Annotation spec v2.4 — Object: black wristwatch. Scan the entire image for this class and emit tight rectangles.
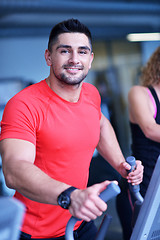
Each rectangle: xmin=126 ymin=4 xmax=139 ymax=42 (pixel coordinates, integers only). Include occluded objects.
xmin=57 ymin=186 xmax=77 ymax=209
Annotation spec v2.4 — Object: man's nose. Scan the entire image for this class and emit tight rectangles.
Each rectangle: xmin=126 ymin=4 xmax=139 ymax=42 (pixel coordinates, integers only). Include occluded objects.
xmin=68 ymin=51 xmax=80 ymax=64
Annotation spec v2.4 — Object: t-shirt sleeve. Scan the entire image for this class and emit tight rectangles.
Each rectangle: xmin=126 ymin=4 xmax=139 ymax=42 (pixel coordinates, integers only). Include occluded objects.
xmin=0 ymin=97 xmax=36 ymax=145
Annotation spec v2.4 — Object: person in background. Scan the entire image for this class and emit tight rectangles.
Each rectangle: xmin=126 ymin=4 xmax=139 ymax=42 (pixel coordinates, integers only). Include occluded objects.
xmin=0 ymin=19 xmax=143 ymax=240
xmin=117 ymin=46 xmax=160 ymax=240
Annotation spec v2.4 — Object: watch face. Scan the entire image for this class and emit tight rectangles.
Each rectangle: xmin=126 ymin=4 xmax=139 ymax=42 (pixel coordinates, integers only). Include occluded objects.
xmin=58 ymin=194 xmax=71 ymax=209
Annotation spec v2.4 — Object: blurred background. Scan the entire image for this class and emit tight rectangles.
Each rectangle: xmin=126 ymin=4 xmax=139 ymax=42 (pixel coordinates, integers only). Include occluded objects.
xmin=0 ymin=0 xmax=160 ymax=239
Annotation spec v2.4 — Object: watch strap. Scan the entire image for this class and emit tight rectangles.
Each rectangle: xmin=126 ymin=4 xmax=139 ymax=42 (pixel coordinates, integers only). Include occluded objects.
xmin=62 ymin=186 xmax=77 ymax=195
xmin=57 ymin=186 xmax=77 ymax=209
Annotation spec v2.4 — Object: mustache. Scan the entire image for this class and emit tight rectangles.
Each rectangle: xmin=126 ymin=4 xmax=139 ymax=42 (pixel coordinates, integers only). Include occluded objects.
xmin=63 ymin=64 xmax=84 ymax=70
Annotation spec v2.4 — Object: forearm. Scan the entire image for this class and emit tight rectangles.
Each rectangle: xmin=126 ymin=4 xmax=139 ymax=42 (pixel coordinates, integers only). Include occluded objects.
xmin=3 ymin=159 xmax=70 ymax=205
xmin=97 ymin=114 xmax=144 ymax=184
xmin=2 ymin=155 xmax=111 ymax=222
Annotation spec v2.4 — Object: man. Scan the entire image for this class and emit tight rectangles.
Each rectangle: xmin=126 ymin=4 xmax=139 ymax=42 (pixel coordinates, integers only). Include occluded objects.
xmin=0 ymin=19 xmax=143 ymax=240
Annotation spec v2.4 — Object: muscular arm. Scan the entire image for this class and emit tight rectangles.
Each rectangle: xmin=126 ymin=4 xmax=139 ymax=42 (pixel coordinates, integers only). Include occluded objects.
xmin=128 ymin=86 xmax=160 ymax=142
xmin=0 ymin=138 xmax=110 ymax=221
xmin=97 ymin=114 xmax=143 ymax=184
xmin=0 ymin=138 xmax=70 ymax=204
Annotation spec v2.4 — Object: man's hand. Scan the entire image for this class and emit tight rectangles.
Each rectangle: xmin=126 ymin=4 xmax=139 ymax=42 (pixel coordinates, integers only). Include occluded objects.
xmin=120 ymin=160 xmax=144 ymax=185
xmin=69 ymin=180 xmax=117 ymax=222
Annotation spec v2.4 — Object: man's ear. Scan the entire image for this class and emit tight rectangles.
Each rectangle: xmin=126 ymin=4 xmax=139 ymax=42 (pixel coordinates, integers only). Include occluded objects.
xmin=45 ymin=49 xmax=52 ymax=66
xmin=89 ymin=52 xmax=94 ymax=70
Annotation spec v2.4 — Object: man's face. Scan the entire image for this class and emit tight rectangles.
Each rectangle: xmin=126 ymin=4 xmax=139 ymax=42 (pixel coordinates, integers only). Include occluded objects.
xmin=48 ymin=33 xmax=94 ymax=86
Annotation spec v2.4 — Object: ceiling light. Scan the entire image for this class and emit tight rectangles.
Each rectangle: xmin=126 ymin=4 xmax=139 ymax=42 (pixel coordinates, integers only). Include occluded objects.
xmin=126 ymin=32 xmax=160 ymax=42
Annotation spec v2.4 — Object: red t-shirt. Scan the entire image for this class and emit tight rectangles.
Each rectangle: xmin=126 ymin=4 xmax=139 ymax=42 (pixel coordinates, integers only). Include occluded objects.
xmin=0 ymin=80 xmax=101 ymax=238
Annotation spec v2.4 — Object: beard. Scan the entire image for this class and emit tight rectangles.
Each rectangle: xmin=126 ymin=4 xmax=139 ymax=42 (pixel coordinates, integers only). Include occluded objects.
xmin=57 ymin=73 xmax=87 ymax=86
xmin=52 ymin=65 xmax=88 ymax=86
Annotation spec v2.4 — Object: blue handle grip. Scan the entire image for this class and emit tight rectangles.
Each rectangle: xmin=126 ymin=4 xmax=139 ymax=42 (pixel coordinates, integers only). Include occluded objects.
xmin=99 ymin=182 xmax=121 ymax=201
xmin=126 ymin=156 xmax=143 ymax=204
xmin=126 ymin=156 xmax=140 ymax=193
xmin=65 ymin=182 xmax=121 ymax=240
xmin=126 ymin=156 xmax=137 ymax=172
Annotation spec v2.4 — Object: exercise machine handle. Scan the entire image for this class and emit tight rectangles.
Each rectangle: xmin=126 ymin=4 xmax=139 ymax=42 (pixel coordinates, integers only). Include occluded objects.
xmin=126 ymin=156 xmax=143 ymax=203
xmin=65 ymin=182 xmax=121 ymax=240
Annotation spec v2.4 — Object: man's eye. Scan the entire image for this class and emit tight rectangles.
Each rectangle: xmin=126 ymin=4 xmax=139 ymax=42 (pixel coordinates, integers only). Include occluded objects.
xmin=79 ymin=51 xmax=87 ymax=55
xmin=61 ymin=50 xmax=69 ymax=54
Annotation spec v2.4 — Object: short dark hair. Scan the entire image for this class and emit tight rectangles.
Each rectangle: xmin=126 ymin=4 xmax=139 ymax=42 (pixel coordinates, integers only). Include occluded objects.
xmin=48 ymin=18 xmax=92 ymax=52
